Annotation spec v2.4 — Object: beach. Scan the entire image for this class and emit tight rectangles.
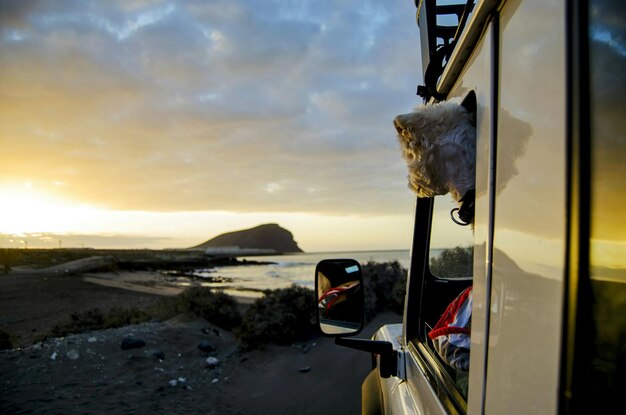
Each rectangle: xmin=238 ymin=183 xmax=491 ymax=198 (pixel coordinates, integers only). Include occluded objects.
xmin=0 ymin=262 xmax=402 ymax=414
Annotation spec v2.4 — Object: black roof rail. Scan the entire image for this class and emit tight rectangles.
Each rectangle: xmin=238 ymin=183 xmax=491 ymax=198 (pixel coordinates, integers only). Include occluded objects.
xmin=415 ymin=0 xmax=475 ymax=102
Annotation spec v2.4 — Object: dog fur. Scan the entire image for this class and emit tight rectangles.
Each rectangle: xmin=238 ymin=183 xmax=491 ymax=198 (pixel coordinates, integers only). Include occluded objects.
xmin=394 ymin=101 xmax=476 ymax=202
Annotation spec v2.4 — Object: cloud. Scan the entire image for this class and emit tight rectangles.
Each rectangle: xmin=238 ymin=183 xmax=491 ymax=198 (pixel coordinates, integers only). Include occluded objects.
xmin=0 ymin=0 xmax=421 ymax=215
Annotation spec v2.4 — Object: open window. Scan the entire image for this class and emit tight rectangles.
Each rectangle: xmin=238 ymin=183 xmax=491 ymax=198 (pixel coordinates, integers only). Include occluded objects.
xmin=405 ymin=91 xmax=476 ymax=411
xmin=423 ymin=193 xmax=474 ymax=393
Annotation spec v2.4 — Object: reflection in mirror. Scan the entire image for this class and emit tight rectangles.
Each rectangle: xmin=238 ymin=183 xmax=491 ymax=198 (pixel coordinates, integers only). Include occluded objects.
xmin=315 ymin=259 xmax=364 ymax=336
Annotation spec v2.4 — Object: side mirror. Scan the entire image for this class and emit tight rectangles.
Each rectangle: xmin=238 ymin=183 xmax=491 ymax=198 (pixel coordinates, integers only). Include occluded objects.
xmin=315 ymin=259 xmax=364 ymax=336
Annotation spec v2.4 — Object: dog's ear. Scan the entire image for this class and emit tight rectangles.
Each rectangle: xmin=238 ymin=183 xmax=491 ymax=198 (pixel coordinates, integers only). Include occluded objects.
xmin=460 ymin=91 xmax=477 ymax=127
xmin=394 ymin=114 xmax=415 ymax=138
xmin=393 ymin=115 xmax=406 ymax=134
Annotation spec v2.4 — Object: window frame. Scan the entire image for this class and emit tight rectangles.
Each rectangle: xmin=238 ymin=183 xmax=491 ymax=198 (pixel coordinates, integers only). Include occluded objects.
xmin=405 ymin=195 xmax=473 ymax=413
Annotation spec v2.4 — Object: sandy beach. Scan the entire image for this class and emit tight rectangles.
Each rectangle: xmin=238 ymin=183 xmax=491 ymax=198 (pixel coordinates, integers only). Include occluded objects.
xmin=0 ymin=263 xmax=402 ymax=414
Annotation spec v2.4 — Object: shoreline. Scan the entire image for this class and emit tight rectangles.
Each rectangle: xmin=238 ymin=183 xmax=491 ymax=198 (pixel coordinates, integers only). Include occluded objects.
xmin=82 ymin=271 xmax=259 ymax=304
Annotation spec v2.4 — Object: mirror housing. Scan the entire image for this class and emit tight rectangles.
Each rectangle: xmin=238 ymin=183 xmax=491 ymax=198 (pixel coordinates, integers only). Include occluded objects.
xmin=315 ymin=259 xmax=399 ymax=378
xmin=315 ymin=259 xmax=364 ymax=336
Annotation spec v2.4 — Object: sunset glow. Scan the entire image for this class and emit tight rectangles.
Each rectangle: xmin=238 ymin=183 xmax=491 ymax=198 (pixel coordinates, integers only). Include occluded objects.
xmin=0 ymin=0 xmax=421 ymax=251
xmin=0 ymin=185 xmax=102 ymax=235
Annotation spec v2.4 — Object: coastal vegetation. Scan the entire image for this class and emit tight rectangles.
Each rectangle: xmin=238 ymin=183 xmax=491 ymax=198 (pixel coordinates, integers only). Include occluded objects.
xmin=362 ymin=260 xmax=408 ymax=320
xmin=236 ymin=285 xmax=316 ymax=348
xmin=430 ymin=246 xmax=473 ymax=278
xmin=40 ymin=260 xmax=408 ymax=350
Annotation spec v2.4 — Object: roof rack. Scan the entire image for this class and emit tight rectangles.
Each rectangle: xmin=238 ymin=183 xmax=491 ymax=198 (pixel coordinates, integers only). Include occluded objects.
xmin=415 ymin=0 xmax=475 ymax=102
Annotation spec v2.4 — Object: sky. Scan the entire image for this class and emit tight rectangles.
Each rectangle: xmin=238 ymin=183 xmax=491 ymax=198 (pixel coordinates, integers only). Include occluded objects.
xmin=0 ymin=0 xmax=423 ymax=252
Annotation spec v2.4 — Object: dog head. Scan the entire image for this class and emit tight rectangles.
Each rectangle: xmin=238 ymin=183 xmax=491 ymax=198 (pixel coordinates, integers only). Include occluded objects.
xmin=393 ymin=100 xmax=476 ymax=202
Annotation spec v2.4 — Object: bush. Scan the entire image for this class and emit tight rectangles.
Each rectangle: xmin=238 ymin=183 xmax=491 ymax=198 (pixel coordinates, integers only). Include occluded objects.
xmin=236 ymin=285 xmax=316 ymax=348
xmin=177 ymin=287 xmax=241 ymax=330
xmin=50 ymin=307 xmax=150 ymax=338
xmin=430 ymin=247 xmax=473 ymax=278
xmin=45 ymin=287 xmax=242 ymax=340
xmin=362 ymin=260 xmax=408 ymax=321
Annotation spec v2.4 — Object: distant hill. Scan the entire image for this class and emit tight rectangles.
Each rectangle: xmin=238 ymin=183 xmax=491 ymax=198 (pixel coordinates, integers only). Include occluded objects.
xmin=191 ymin=223 xmax=303 ymax=253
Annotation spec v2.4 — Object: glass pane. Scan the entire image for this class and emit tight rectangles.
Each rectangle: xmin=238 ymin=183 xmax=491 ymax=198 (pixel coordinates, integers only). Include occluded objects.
xmin=587 ymin=0 xmax=626 ymax=409
xmin=429 ymin=194 xmax=474 ymax=279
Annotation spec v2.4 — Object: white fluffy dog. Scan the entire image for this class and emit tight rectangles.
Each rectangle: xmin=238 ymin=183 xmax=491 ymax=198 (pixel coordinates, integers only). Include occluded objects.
xmin=393 ymin=101 xmax=476 ymax=202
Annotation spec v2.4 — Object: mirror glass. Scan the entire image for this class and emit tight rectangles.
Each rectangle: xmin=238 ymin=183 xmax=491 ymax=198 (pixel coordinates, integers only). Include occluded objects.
xmin=315 ymin=259 xmax=364 ymax=336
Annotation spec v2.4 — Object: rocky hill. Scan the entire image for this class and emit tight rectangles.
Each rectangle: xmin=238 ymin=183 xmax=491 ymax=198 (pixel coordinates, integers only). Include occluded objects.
xmin=191 ymin=223 xmax=303 ymax=253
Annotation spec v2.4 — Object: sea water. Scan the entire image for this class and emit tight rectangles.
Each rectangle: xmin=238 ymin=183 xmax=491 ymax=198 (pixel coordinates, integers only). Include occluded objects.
xmin=185 ymin=250 xmax=411 ymax=298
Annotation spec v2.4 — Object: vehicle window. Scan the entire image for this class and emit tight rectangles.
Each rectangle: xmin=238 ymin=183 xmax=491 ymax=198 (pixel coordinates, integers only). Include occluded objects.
xmin=423 ymin=194 xmax=474 ymax=399
xmin=429 ymin=194 xmax=474 ymax=279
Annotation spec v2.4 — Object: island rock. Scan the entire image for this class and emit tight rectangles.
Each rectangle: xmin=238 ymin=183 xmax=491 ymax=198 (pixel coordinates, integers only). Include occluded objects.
xmin=191 ymin=223 xmax=303 ymax=254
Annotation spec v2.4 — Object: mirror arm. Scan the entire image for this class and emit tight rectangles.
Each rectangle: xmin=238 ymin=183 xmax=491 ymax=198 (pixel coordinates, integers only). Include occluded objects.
xmin=335 ymin=337 xmax=397 ymax=378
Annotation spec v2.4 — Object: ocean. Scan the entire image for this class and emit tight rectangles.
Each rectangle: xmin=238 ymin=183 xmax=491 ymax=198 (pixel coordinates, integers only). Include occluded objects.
xmin=178 ymin=250 xmax=411 ymax=298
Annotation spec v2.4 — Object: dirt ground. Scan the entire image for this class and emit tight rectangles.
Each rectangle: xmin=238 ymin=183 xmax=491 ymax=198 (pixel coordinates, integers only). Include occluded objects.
xmin=0 ymin=271 xmax=165 ymax=347
xmin=0 ymin=269 xmax=401 ymax=414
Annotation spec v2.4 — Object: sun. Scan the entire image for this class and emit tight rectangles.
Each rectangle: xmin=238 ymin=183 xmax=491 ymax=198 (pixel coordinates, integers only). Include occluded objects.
xmin=0 ymin=185 xmax=99 ymax=235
